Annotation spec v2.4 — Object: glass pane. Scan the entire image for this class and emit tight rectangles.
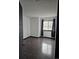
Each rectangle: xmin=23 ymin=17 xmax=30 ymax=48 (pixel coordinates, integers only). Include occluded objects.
xmin=43 ymin=21 xmax=49 ymax=30
xmin=48 ymin=21 xmax=53 ymax=30
xmin=43 ymin=21 xmax=48 ymax=27
xmin=43 ymin=21 xmax=53 ymax=30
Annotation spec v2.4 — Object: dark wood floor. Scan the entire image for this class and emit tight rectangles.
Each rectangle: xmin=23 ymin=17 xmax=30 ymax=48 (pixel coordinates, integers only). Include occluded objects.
xmin=22 ymin=37 xmax=56 ymax=59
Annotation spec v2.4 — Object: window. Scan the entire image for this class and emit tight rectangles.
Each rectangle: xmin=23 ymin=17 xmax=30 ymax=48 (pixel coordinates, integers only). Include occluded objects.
xmin=43 ymin=21 xmax=53 ymax=30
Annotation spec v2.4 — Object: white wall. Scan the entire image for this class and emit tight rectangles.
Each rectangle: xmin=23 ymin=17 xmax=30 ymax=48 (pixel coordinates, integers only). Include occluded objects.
xmin=23 ymin=16 xmax=30 ymax=38
xmin=30 ymin=17 xmax=39 ymax=37
xmin=38 ymin=17 xmax=41 ymax=37
xmin=23 ymin=17 xmax=40 ymax=38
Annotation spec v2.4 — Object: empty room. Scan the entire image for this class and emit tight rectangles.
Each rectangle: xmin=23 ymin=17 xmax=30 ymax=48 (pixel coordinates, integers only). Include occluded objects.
xmin=19 ymin=0 xmax=59 ymax=59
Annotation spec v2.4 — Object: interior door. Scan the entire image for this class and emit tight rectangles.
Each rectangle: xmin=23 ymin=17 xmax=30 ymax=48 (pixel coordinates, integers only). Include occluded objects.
xmin=19 ymin=2 xmax=23 ymax=59
xmin=55 ymin=0 xmax=59 ymax=58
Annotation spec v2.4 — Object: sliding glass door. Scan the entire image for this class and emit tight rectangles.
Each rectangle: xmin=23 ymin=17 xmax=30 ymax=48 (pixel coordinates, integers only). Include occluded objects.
xmin=43 ymin=20 xmax=53 ymax=38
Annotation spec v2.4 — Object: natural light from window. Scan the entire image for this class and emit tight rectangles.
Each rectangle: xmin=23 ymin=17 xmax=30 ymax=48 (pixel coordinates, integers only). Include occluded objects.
xmin=43 ymin=21 xmax=53 ymax=30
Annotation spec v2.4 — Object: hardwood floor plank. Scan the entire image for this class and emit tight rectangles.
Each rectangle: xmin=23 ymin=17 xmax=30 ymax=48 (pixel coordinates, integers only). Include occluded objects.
xmin=22 ymin=37 xmax=55 ymax=59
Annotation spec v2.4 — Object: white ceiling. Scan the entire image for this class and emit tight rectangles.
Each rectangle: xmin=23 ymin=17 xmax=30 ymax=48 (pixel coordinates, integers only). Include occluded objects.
xmin=20 ymin=0 xmax=58 ymax=17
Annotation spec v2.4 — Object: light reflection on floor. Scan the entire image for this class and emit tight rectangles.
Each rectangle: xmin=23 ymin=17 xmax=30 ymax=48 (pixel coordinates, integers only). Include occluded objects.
xmin=42 ymin=43 xmax=52 ymax=56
